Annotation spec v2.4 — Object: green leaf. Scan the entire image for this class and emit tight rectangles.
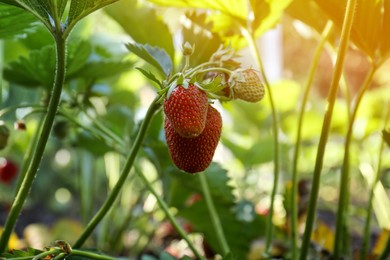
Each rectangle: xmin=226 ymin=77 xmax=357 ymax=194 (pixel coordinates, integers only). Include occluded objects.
xmin=9 ymin=0 xmax=53 ymax=30
xmin=105 ymin=0 xmax=174 ymax=60
xmin=126 ymin=42 xmax=172 ymax=77
xmin=66 ymin=40 xmax=92 ymax=75
xmin=162 ymin=164 xmax=265 ymax=259
xmin=383 ymin=129 xmax=390 ymax=147
xmin=70 ymin=60 xmax=134 ymax=80
xmin=4 ymin=44 xmax=56 ymax=89
xmin=181 ymin=12 xmax=222 ymax=67
xmin=251 ymin=0 xmax=292 ymax=37
xmin=66 ymin=0 xmax=119 ymax=34
xmin=1 ymin=248 xmax=43 ymax=258
xmin=286 ymin=0 xmax=330 ymax=36
xmin=0 ymin=3 xmax=38 ymax=39
xmin=136 ymin=67 xmax=163 ymax=89
xmin=3 ymin=41 xmax=93 ymax=89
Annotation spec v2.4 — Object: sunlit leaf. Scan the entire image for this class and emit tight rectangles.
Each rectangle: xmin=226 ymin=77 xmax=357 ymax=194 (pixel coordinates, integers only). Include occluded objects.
xmin=310 ymin=220 xmax=335 ymax=252
xmin=372 ymin=229 xmax=390 ymax=255
xmin=66 ymin=0 xmax=119 ymax=34
xmin=181 ymin=12 xmax=222 ymax=67
xmin=381 ymin=0 xmax=390 ymax=57
xmin=315 ymin=0 xmax=383 ymax=58
xmin=251 ymin=0 xmax=292 ymax=37
xmin=126 ymin=42 xmax=173 ymax=77
xmin=0 ymin=3 xmax=38 ymax=39
xmin=285 ymin=0 xmax=329 ymax=35
xmin=148 ymin=0 xmax=248 ymax=21
xmin=105 ymin=0 xmax=174 ymax=60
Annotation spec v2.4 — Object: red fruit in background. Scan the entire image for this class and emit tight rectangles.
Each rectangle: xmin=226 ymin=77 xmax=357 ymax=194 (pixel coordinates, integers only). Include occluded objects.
xmin=163 ymin=84 xmax=208 ymax=138
xmin=0 ymin=158 xmax=18 ymax=184
xmin=165 ymin=105 xmax=222 ymax=174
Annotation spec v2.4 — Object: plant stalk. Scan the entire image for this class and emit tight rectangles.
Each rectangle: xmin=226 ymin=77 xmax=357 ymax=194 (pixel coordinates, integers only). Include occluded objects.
xmin=199 ymin=172 xmax=230 ymax=257
xmin=333 ymin=65 xmax=377 ymax=258
xmin=290 ymin=21 xmax=334 ymax=260
xmin=361 ymin=105 xmax=390 ymax=260
xmin=240 ymin=26 xmax=280 ymax=255
xmin=0 ymin=35 xmax=67 ymax=252
xmin=299 ymin=0 xmax=357 ymax=258
xmin=72 ymin=96 xmax=161 ymax=248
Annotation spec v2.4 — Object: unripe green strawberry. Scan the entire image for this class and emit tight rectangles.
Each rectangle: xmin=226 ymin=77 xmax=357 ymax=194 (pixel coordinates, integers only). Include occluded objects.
xmin=0 ymin=122 xmax=10 ymax=150
xmin=232 ymin=69 xmax=265 ymax=102
xmin=165 ymin=105 xmax=222 ymax=174
xmin=163 ymin=83 xmax=208 ymax=138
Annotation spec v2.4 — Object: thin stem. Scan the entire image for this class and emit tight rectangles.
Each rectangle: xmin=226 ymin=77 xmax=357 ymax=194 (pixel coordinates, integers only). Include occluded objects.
xmin=299 ymin=0 xmax=357 ymax=258
xmin=240 ymin=26 xmax=280 ymax=255
xmin=361 ymin=106 xmax=390 ymax=260
xmin=290 ymin=21 xmax=334 ymax=260
xmin=136 ymin=167 xmax=204 ymax=259
xmin=334 ymin=65 xmax=377 ymax=258
xmin=71 ymin=249 xmax=117 ymax=260
xmin=0 ymin=36 xmax=67 ymax=252
xmin=72 ymin=96 xmax=161 ymax=248
xmin=199 ymin=173 xmax=231 ymax=256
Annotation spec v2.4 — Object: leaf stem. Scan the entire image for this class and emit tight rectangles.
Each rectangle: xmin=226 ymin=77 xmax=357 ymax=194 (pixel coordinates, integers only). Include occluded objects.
xmin=333 ymin=65 xmax=377 ymax=258
xmin=136 ymin=167 xmax=204 ymax=259
xmin=299 ymin=0 xmax=357 ymax=258
xmin=0 ymin=35 xmax=67 ymax=252
xmin=290 ymin=21 xmax=334 ymax=260
xmin=72 ymin=96 xmax=161 ymax=248
xmin=70 ymin=249 xmax=117 ymax=260
xmin=199 ymin=172 xmax=230 ymax=257
xmin=240 ymin=26 xmax=280 ymax=255
xmin=361 ymin=105 xmax=390 ymax=260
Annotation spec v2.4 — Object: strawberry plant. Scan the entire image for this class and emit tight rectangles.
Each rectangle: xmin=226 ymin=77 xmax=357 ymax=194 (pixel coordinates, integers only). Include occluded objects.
xmin=0 ymin=0 xmax=390 ymax=259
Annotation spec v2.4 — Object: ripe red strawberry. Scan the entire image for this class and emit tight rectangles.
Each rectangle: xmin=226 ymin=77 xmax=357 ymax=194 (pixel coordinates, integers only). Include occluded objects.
xmin=231 ymin=68 xmax=265 ymax=102
xmin=165 ymin=105 xmax=222 ymax=174
xmin=0 ymin=158 xmax=18 ymax=184
xmin=163 ymin=84 xmax=208 ymax=138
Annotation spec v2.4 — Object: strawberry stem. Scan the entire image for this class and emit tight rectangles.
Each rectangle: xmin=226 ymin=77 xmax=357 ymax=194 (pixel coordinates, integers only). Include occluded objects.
xmin=361 ymin=106 xmax=389 ymax=260
xmin=289 ymin=21 xmax=334 ymax=260
xmin=199 ymin=172 xmax=231 ymax=257
xmin=137 ymin=166 xmax=204 ymax=259
xmin=0 ymin=32 xmax=67 ymax=252
xmin=334 ymin=64 xmax=377 ymax=257
xmin=73 ymin=96 xmax=162 ymax=248
xmin=299 ymin=0 xmax=358 ymax=258
xmin=240 ymin=25 xmax=280 ymax=257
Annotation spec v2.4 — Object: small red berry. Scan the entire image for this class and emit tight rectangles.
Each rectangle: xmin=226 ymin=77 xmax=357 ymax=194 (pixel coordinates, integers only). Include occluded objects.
xmin=165 ymin=105 xmax=222 ymax=174
xmin=0 ymin=158 xmax=19 ymax=184
xmin=163 ymin=84 xmax=208 ymax=138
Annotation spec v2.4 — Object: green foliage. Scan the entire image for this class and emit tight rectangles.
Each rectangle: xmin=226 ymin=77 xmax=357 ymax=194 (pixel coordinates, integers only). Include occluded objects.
xmin=126 ymin=42 xmax=173 ymax=77
xmin=4 ymin=40 xmax=133 ymax=89
xmin=105 ymin=0 xmax=175 ymax=60
xmin=0 ymin=3 xmax=38 ymax=39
